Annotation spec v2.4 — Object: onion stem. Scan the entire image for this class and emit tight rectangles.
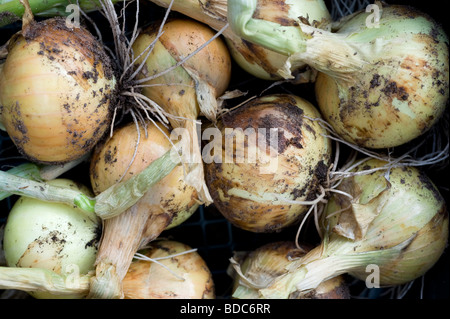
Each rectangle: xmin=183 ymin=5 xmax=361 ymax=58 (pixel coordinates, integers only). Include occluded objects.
xmin=0 ymin=0 xmax=122 ymax=27
xmin=0 ymin=147 xmax=181 ymax=219
xmin=227 ymin=0 xmax=307 ymax=56
xmin=0 ymin=266 xmax=91 ymax=296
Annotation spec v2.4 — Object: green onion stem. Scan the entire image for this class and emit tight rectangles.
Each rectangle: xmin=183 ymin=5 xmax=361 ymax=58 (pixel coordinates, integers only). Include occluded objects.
xmin=0 ymin=147 xmax=181 ymax=219
xmin=0 ymin=266 xmax=91 ymax=296
xmin=0 ymin=154 xmax=89 ymax=201
xmin=0 ymin=0 xmax=121 ymax=27
xmin=227 ymin=0 xmax=307 ymax=56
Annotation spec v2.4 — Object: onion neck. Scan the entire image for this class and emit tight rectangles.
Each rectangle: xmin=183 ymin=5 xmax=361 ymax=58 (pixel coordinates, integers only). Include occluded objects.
xmin=0 ymin=147 xmax=180 ymax=217
xmin=0 ymin=266 xmax=91 ymax=298
xmin=259 ymin=234 xmax=415 ymax=298
xmin=227 ymin=0 xmax=366 ymax=81
xmin=149 ymin=0 xmax=229 ymax=35
xmin=87 ymin=201 xmax=173 ymax=299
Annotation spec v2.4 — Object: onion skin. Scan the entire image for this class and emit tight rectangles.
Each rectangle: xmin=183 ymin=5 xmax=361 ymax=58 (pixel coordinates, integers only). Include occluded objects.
xmin=324 ymin=159 xmax=449 ymax=286
xmin=205 ymin=94 xmax=332 ymax=232
xmin=90 ymin=121 xmax=199 ymax=230
xmin=147 ymin=0 xmax=331 ymax=80
xmin=231 ymin=241 xmax=350 ymax=299
xmin=0 ymin=17 xmax=116 ymax=164
xmin=226 ymin=0 xmax=331 ymax=80
xmin=2 ymin=178 xmax=101 ymax=299
xmin=122 ymin=240 xmax=215 ymax=299
xmin=314 ymin=5 xmax=449 ymax=149
xmin=132 ymin=18 xmax=231 ymax=204
xmin=132 ymin=18 xmax=231 ymax=122
xmin=88 ymin=120 xmax=200 ymax=298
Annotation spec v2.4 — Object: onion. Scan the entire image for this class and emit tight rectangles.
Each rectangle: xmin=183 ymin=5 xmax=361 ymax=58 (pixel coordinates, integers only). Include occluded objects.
xmin=228 ymin=1 xmax=449 ymax=149
xmin=204 ymin=94 xmax=332 ymax=232
xmin=229 ymin=241 xmax=350 ymax=299
xmin=147 ymin=0 xmax=331 ymax=81
xmin=2 ymin=178 xmax=101 ymax=299
xmin=0 ymin=8 xmax=117 ymax=164
xmin=132 ymin=18 xmax=232 ymax=204
xmin=87 ymin=119 xmax=199 ymax=298
xmin=256 ymin=158 xmax=448 ymax=299
xmin=123 ymin=240 xmax=215 ymax=299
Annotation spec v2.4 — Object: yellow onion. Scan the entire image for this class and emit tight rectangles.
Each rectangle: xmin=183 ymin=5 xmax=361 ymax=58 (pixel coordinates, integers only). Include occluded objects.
xmin=2 ymin=178 xmax=101 ymax=299
xmin=132 ymin=18 xmax=232 ymax=204
xmin=147 ymin=0 xmax=331 ymax=80
xmin=0 ymin=16 xmax=117 ymax=164
xmin=88 ymin=120 xmax=199 ymax=298
xmin=230 ymin=241 xmax=350 ymax=299
xmin=204 ymin=94 xmax=332 ymax=232
xmin=228 ymin=1 xmax=449 ymax=148
xmin=123 ymin=240 xmax=215 ymax=299
xmin=258 ymin=159 xmax=448 ymax=298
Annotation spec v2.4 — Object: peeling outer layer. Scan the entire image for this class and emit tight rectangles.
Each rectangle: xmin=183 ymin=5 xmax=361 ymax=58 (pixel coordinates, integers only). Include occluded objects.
xmin=0 ymin=17 xmax=117 ymax=164
xmin=122 ymin=240 xmax=215 ymax=299
xmin=315 ymin=5 xmax=449 ymax=149
xmin=324 ymin=159 xmax=449 ymax=286
xmin=89 ymin=120 xmax=200 ymax=231
xmin=132 ymin=18 xmax=231 ymax=123
xmin=205 ymin=94 xmax=332 ymax=233
xmin=231 ymin=241 xmax=351 ymax=299
xmin=226 ymin=0 xmax=331 ymax=80
xmin=88 ymin=120 xmax=200 ymax=298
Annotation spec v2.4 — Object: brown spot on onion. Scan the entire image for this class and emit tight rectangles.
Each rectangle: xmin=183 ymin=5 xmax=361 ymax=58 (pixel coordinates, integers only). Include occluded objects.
xmin=205 ymin=94 xmax=332 ymax=233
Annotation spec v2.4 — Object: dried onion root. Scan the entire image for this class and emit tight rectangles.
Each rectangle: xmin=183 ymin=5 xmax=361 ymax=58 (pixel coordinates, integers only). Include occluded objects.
xmin=131 ymin=17 xmax=232 ymax=205
xmin=205 ymin=93 xmax=332 ymax=233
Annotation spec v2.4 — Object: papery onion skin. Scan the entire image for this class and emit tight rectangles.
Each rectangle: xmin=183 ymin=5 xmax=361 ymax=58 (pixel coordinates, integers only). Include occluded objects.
xmin=89 ymin=120 xmax=199 ymax=231
xmin=226 ymin=0 xmax=331 ymax=80
xmin=232 ymin=241 xmax=350 ymax=299
xmin=122 ymin=240 xmax=215 ymax=299
xmin=132 ymin=18 xmax=231 ymax=122
xmin=2 ymin=178 xmax=101 ymax=299
xmin=324 ymin=159 xmax=449 ymax=286
xmin=205 ymin=94 xmax=332 ymax=232
xmin=0 ymin=17 xmax=116 ymax=164
xmin=315 ymin=5 xmax=449 ymax=149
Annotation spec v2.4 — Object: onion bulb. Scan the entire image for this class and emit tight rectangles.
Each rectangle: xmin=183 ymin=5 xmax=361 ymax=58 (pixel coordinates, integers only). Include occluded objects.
xmin=0 ymin=14 xmax=116 ymax=164
xmin=147 ymin=0 xmax=331 ymax=80
xmin=123 ymin=240 xmax=215 ymax=299
xmin=204 ymin=94 xmax=332 ymax=232
xmin=257 ymin=159 xmax=448 ymax=299
xmin=88 ymin=120 xmax=199 ymax=298
xmin=2 ymin=178 xmax=101 ymax=299
xmin=228 ymin=1 xmax=449 ymax=149
xmin=229 ymin=241 xmax=350 ymax=299
xmin=132 ymin=18 xmax=231 ymax=204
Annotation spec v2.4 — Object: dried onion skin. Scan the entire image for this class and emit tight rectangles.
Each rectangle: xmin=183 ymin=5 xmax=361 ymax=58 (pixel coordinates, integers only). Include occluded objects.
xmin=205 ymin=94 xmax=332 ymax=233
